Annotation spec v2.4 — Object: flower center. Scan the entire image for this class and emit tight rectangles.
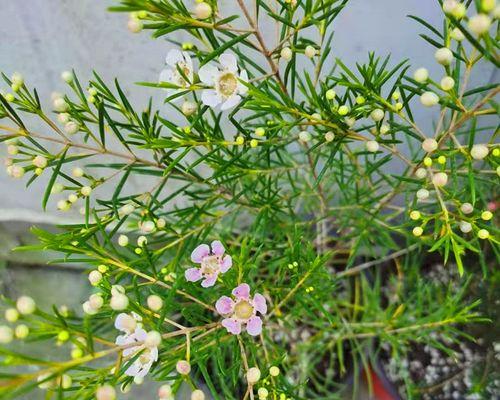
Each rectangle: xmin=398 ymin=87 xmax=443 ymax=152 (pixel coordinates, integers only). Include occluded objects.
xmin=201 ymin=255 xmax=220 ymax=275
xmin=217 ymin=72 xmax=238 ymax=97
xmin=139 ymin=348 xmax=152 ymax=364
xmin=234 ymin=301 xmax=254 ymax=320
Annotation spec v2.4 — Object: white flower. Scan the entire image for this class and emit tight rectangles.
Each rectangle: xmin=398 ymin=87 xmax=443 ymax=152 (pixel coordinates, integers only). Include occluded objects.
xmin=198 ymin=53 xmax=248 ymax=110
xmin=159 ymin=49 xmax=194 ymax=100
xmin=115 ymin=313 xmax=158 ymax=378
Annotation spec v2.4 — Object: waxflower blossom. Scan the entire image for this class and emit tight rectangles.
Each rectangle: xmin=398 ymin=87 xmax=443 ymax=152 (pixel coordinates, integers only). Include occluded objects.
xmin=185 ymin=240 xmax=232 ymax=287
xmin=114 ymin=313 xmax=158 ymax=378
xmin=159 ymin=49 xmax=194 ymax=100
xmin=216 ymin=283 xmax=267 ymax=336
xmin=198 ymin=53 xmax=248 ymax=110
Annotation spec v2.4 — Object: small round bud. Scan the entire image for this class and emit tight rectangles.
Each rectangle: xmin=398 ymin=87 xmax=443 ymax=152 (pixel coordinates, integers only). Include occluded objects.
xmin=68 ymin=194 xmax=78 ymax=203
xmin=182 ymin=101 xmax=197 ymax=116
xmin=420 ymin=92 xmax=439 ymax=107
xmin=4 ymin=93 xmax=15 ymax=102
xmin=61 ymin=71 xmax=73 ymax=83
xmin=380 ymin=124 xmax=390 ymax=135
xmin=452 ymin=4 xmax=467 ymax=18
xmin=440 ymin=76 xmax=455 ymax=91
xmin=87 ymin=294 xmax=103 ymax=311
xmin=156 ymin=218 xmax=166 ymax=228
xmin=16 ymin=296 xmax=36 ymax=315
xmin=118 ymin=234 xmax=129 ymax=247
xmin=366 ymin=140 xmax=379 ymax=153
xmin=298 ymin=131 xmax=311 ymax=143
xmin=258 ymin=388 xmax=269 ymax=398
xmin=59 ymin=374 xmax=72 ymax=389
xmin=413 ymin=68 xmax=429 ymax=83
xmin=158 ymin=385 xmax=172 ymax=398
xmin=460 ymin=203 xmax=474 ymax=214
xmin=127 ymin=18 xmax=143 ymax=33
xmin=470 ymin=144 xmax=489 ymax=160
xmin=57 ymin=200 xmax=71 ymax=211
xmin=194 ymin=2 xmax=212 ymax=19
xmin=370 ymin=108 xmax=385 ymax=122
xmin=53 ymin=97 xmax=68 ymax=112
xmin=15 ymin=324 xmax=29 ymax=339
xmin=481 ymin=210 xmax=493 ymax=220
xmin=64 ymin=121 xmax=80 ymax=135
xmin=450 ymin=27 xmax=465 ymax=41
xmin=345 ymin=117 xmax=356 ymax=127
xmin=98 ymin=264 xmax=108 ymax=273
xmin=325 ymin=89 xmax=336 ymax=100
xmin=435 ymin=47 xmax=453 ymax=65
xmin=145 ymin=330 xmax=162 ymax=347
xmin=423 ymin=156 xmax=433 ymax=167
xmin=269 ymin=366 xmax=280 ymax=376
xmin=176 ymin=359 xmax=191 ymax=375
xmin=254 ymin=127 xmax=265 ymax=137
xmin=137 ymin=235 xmax=147 ymax=247
xmin=147 ymin=294 xmax=163 ymax=311
xmin=324 ymin=131 xmax=335 ymax=142
xmin=7 ymin=145 xmax=18 ymax=155
xmin=191 ymin=389 xmax=205 ymax=400
xmin=32 ymin=155 xmax=48 ymax=168
xmin=468 ymin=14 xmax=492 ymax=35
xmin=482 ymin=0 xmax=497 ymax=12
xmin=110 ymin=293 xmax=129 ymax=311
xmin=415 ymin=167 xmax=427 ymax=179
xmin=304 ymin=45 xmax=316 ymax=58
xmin=422 ymin=138 xmax=438 ymax=153
xmin=0 ymin=326 xmax=13 ymax=344
xmin=247 ymin=367 xmax=261 ymax=384
xmin=432 ymin=172 xmax=448 ymax=187
xmin=338 ymin=105 xmax=349 ymax=116
xmin=141 ymin=220 xmax=155 ymax=233
xmin=442 ymin=0 xmax=458 ymax=13
xmin=235 ymin=136 xmax=245 ymax=145
xmin=57 ymin=113 xmax=70 ymax=123
xmin=412 ymin=226 xmax=423 ymax=237
xmin=5 ymin=308 xmax=19 ymax=322
xmin=459 ymin=221 xmax=472 ymax=233
xmin=120 ymin=203 xmax=135 ymax=215
xmin=80 ymin=186 xmax=92 ymax=196
xmin=11 ymin=72 xmax=24 ymax=86
xmin=57 ymin=330 xmax=70 ymax=342
xmin=96 ymin=384 xmax=116 ymax=400
xmin=437 ymin=155 xmax=446 ymax=164
xmin=410 ymin=211 xmax=421 ymax=220
xmin=416 ymin=189 xmax=430 ymax=200
xmin=10 ymin=165 xmax=25 ymax=179
xmin=356 ymin=96 xmax=366 ymax=104
xmin=280 ymin=47 xmax=293 ymax=61
xmin=88 ymin=270 xmax=102 ymax=286
xmin=478 ymin=229 xmax=490 ymax=239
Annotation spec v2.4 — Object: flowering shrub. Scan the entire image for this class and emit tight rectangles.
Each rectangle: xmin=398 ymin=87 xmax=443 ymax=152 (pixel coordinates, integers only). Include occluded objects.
xmin=0 ymin=0 xmax=499 ymax=399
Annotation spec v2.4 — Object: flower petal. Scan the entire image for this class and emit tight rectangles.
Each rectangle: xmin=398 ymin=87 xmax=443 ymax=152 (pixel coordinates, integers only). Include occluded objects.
xmin=191 ymin=244 xmax=210 ymax=263
xmin=114 ymin=313 xmax=129 ymax=332
xmin=215 ymin=295 xmax=235 ymax=315
xmin=232 ymin=283 xmax=250 ymax=300
xmin=159 ymin=68 xmax=174 ymax=84
xmin=125 ymin=362 xmax=141 ymax=377
xmin=198 ymin=63 xmax=219 ymax=85
xmin=220 ymin=255 xmax=232 ymax=273
xmin=221 ymin=94 xmax=241 ymax=110
xmin=185 ymin=267 xmax=202 ymax=282
xmin=219 ymin=53 xmax=238 ymax=72
xmin=246 ymin=316 xmax=263 ymax=336
xmin=201 ymin=274 xmax=218 ymax=288
xmin=166 ymin=49 xmax=184 ymax=67
xmin=221 ymin=318 xmax=242 ymax=335
xmin=252 ymin=293 xmax=267 ymax=315
xmin=211 ymin=240 xmax=225 ymax=256
xmin=201 ymin=89 xmax=222 ymax=108
xmin=238 ymin=70 xmax=249 ymax=94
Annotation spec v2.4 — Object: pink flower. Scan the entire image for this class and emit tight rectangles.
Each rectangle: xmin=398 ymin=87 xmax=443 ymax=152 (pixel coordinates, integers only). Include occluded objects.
xmin=215 ymin=283 xmax=267 ymax=336
xmin=185 ymin=240 xmax=232 ymax=287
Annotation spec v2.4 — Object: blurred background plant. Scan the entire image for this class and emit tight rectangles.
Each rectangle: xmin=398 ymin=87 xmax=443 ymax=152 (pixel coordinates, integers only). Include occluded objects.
xmin=0 ymin=0 xmax=498 ymax=399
